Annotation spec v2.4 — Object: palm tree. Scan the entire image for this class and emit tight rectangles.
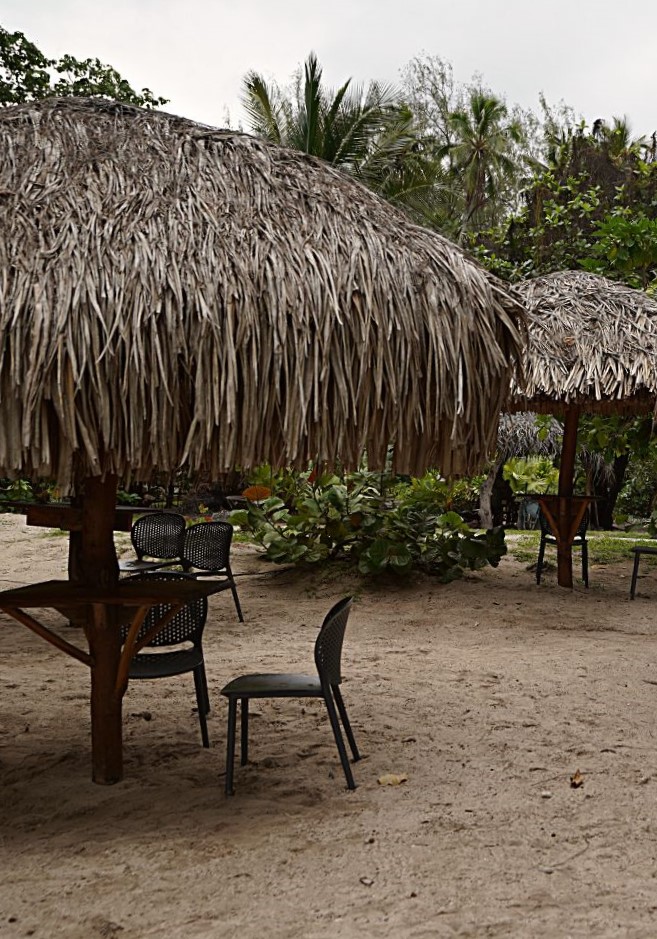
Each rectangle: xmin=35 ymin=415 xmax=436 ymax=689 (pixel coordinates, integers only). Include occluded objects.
xmin=242 ymin=53 xmax=446 ymax=224
xmin=444 ymin=90 xmax=524 ymax=236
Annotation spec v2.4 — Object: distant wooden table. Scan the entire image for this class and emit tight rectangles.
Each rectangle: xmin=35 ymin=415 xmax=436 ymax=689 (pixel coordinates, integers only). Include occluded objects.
xmin=0 ymin=578 xmax=230 ymax=784
xmin=536 ymin=494 xmax=594 ymax=589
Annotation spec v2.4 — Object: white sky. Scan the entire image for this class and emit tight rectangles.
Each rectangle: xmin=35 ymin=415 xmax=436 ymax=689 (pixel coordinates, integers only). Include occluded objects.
xmin=3 ymin=0 xmax=656 ymax=134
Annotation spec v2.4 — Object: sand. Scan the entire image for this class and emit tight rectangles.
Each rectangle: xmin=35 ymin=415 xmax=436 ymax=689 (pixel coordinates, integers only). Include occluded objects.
xmin=2 ymin=512 xmax=657 ymax=938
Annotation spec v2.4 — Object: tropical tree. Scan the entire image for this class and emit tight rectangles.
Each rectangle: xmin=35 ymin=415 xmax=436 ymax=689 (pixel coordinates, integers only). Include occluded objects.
xmin=473 ymin=114 xmax=657 ymax=286
xmin=401 ymin=54 xmax=543 ymax=237
xmin=242 ymin=52 xmax=446 ymax=224
xmin=444 ymin=90 xmax=524 ymax=237
xmin=0 ymin=25 xmax=167 ymax=107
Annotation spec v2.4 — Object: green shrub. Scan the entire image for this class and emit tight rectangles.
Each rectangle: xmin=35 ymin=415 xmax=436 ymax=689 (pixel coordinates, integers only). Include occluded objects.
xmin=231 ymin=468 xmax=505 ymax=580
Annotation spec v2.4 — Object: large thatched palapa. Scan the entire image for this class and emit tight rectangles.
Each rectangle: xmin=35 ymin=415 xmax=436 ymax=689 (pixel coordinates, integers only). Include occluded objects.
xmin=0 ymin=98 xmax=526 ymax=784
xmin=510 ymin=270 xmax=657 ymax=587
xmin=0 ymin=96 xmax=524 ymax=489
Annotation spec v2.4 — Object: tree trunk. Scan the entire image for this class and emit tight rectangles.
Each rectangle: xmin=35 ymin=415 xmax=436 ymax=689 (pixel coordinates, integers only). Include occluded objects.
xmin=596 ymin=453 xmax=630 ymax=530
xmin=478 ymin=459 xmax=503 ymax=530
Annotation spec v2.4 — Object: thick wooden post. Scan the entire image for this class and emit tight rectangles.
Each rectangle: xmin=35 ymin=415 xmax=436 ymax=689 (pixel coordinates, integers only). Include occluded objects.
xmin=80 ymin=475 xmax=120 ymax=589
xmin=556 ymin=406 xmax=580 ymax=588
xmin=85 ymin=602 xmax=123 ymax=784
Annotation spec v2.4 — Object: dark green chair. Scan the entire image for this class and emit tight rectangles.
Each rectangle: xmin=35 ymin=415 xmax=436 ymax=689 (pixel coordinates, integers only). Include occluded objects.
xmin=221 ymin=597 xmax=360 ymax=795
xmin=122 ymin=572 xmax=211 ymax=747
xmin=629 ymin=544 xmax=657 ymax=599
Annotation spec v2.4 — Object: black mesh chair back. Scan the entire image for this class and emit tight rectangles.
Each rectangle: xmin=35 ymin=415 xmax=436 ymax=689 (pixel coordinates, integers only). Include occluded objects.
xmin=536 ymin=508 xmax=589 ymax=587
xmin=182 ymin=521 xmax=243 ymax=622
xmin=132 ymin=512 xmax=186 ymax=562
xmin=121 ymin=572 xmax=211 ymax=747
xmin=119 ymin=512 xmax=186 ymax=575
xmin=220 ymin=596 xmax=359 ymax=794
xmin=314 ymin=596 xmax=352 ymax=687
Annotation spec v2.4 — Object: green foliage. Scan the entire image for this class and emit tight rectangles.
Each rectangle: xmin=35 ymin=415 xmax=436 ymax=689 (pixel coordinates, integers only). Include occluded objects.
xmin=116 ymin=489 xmax=141 ymax=506
xmin=503 ymin=457 xmax=559 ymax=494
xmin=578 ymin=415 xmax=653 ymax=462
xmin=582 ymin=210 xmax=657 ymax=290
xmin=0 ymin=26 xmax=167 ymax=107
xmin=231 ymin=467 xmax=505 ymax=580
xmin=616 ymin=452 xmax=657 ymax=518
xmin=473 ymin=118 xmax=657 ymax=285
xmin=0 ymin=477 xmax=33 ymax=501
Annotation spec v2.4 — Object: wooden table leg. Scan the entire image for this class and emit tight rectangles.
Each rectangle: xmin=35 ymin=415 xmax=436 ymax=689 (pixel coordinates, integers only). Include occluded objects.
xmin=557 ymin=539 xmax=574 ymax=589
xmin=85 ymin=603 xmax=124 ymax=784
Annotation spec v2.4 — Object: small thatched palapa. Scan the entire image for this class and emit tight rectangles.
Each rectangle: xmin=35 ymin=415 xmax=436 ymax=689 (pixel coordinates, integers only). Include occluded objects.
xmin=508 ymin=270 xmax=657 ymax=587
xmin=510 ymin=271 xmax=657 ymax=415
xmin=0 ymin=97 xmax=524 ymax=487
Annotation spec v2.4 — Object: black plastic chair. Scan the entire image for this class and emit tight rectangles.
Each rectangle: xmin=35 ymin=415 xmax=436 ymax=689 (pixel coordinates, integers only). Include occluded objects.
xmin=220 ymin=596 xmax=360 ymax=795
xmin=536 ymin=508 xmax=589 ymax=587
xmin=119 ymin=511 xmax=186 ymax=575
xmin=182 ymin=521 xmax=244 ymax=622
xmin=629 ymin=544 xmax=657 ymax=598
xmin=121 ymin=571 xmax=211 ymax=747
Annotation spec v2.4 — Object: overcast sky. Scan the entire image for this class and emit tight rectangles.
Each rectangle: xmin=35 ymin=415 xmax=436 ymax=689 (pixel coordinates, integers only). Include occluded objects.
xmin=3 ymin=0 xmax=656 ymax=134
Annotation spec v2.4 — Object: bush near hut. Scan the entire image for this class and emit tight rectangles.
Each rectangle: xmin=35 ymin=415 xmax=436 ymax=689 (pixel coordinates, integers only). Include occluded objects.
xmin=230 ymin=468 xmax=505 ymax=580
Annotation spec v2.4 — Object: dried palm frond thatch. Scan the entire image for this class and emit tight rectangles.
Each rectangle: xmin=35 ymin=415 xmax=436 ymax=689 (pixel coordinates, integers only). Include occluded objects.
xmin=496 ymin=413 xmax=562 ymax=461
xmin=0 ymin=97 xmax=524 ymax=488
xmin=510 ymin=271 xmax=657 ymax=414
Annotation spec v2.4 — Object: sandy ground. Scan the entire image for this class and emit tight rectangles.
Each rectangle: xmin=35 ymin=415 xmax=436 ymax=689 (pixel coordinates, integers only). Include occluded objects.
xmin=2 ymin=513 xmax=657 ymax=939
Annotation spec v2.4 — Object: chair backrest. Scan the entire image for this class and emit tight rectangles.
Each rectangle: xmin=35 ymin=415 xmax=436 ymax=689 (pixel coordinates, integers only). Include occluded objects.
xmin=539 ymin=508 xmax=589 ymax=539
xmin=121 ymin=572 xmax=208 ymax=647
xmin=131 ymin=512 xmax=186 ymax=561
xmin=183 ymin=521 xmax=233 ymax=573
xmin=314 ymin=597 xmax=353 ymax=687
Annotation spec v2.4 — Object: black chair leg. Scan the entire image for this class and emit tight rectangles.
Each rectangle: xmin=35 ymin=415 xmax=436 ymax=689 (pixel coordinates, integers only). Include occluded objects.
xmin=332 ymin=686 xmax=360 ymax=762
xmin=194 ymin=656 xmax=210 ymax=715
xmin=240 ymin=697 xmax=249 ymax=765
xmin=193 ymin=665 xmax=210 ymax=748
xmin=630 ymin=551 xmax=641 ymax=599
xmin=231 ymin=583 xmax=244 ymax=623
xmin=323 ymin=689 xmax=356 ymax=790
xmin=225 ymin=696 xmax=238 ymax=796
xmin=226 ymin=565 xmax=244 ymax=622
xmin=536 ymin=538 xmax=546 ymax=584
xmin=582 ymin=541 xmax=589 ymax=588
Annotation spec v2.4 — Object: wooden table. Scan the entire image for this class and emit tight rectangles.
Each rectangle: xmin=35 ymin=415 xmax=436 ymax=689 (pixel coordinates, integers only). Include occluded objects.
xmin=0 ymin=578 xmax=231 ymax=784
xmin=536 ymin=494 xmax=594 ymax=589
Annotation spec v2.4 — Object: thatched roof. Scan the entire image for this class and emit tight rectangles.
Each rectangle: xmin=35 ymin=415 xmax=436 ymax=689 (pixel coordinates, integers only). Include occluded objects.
xmin=0 ymin=97 xmax=524 ymax=486
xmin=510 ymin=271 xmax=657 ymax=415
xmin=496 ymin=413 xmax=562 ymax=461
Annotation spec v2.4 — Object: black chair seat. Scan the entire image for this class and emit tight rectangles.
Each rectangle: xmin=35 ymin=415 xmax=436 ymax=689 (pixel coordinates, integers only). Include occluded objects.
xmin=632 ymin=546 xmax=657 ymax=556
xmin=222 ymin=673 xmax=323 ymax=697
xmin=129 ymin=648 xmax=204 ymax=679
xmin=118 ymin=558 xmax=180 ymax=574
xmin=220 ymin=596 xmax=360 ymax=795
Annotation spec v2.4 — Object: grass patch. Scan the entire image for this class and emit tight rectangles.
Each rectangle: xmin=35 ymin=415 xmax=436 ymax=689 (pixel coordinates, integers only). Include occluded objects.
xmin=507 ymin=530 xmax=657 ymax=566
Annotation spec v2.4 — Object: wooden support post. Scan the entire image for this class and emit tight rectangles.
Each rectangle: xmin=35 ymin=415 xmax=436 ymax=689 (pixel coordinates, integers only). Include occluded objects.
xmin=80 ymin=475 xmax=120 ymax=589
xmin=85 ymin=603 xmax=123 ymax=784
xmin=556 ymin=406 xmax=580 ymax=588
